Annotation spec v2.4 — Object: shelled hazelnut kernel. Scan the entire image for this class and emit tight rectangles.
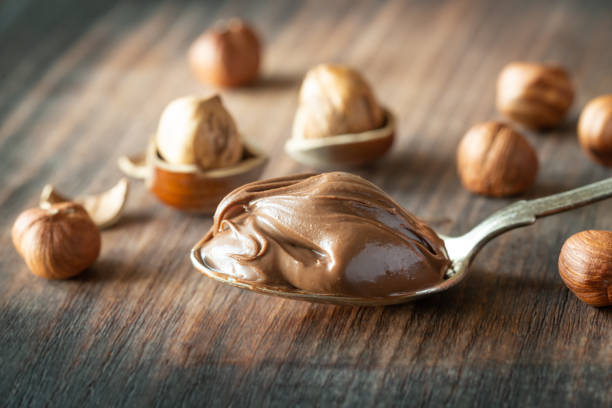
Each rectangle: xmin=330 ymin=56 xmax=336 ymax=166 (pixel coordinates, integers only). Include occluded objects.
xmin=457 ymin=121 xmax=539 ymax=197
xmin=497 ymin=62 xmax=574 ymax=129
xmin=292 ymin=63 xmax=385 ymax=140
xmin=577 ymin=94 xmax=612 ymax=167
xmin=155 ymin=95 xmax=243 ymax=170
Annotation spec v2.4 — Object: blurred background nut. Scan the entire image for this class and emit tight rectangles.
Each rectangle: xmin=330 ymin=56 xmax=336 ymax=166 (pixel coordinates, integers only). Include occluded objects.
xmin=577 ymin=94 xmax=612 ymax=167
xmin=188 ymin=18 xmax=261 ymax=87
xmin=558 ymin=230 xmax=612 ymax=307
xmin=496 ymin=62 xmax=574 ymax=129
xmin=292 ymin=63 xmax=385 ymax=140
xmin=11 ymin=202 xmax=101 ymax=280
xmin=155 ymin=95 xmax=243 ymax=170
xmin=457 ymin=121 xmax=539 ymax=197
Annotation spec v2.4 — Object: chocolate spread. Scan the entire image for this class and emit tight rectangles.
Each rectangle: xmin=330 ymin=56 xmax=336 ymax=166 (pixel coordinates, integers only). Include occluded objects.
xmin=198 ymin=172 xmax=450 ymax=298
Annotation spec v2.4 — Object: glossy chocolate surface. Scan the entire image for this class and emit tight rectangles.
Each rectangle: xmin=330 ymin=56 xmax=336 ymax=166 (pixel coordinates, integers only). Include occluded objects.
xmin=198 ymin=172 xmax=450 ymax=298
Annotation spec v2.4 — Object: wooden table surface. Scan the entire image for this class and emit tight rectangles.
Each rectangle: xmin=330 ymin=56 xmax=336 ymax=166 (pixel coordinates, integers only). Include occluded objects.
xmin=1 ymin=0 xmax=611 ymax=406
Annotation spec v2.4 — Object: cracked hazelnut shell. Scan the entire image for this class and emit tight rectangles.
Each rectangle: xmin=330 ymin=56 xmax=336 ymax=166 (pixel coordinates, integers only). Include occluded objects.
xmin=457 ymin=121 xmax=539 ymax=197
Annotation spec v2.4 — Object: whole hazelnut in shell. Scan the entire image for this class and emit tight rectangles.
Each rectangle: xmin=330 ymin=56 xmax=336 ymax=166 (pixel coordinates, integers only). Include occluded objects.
xmin=155 ymin=95 xmax=243 ymax=170
xmin=577 ymin=94 xmax=612 ymax=167
xmin=558 ymin=230 xmax=612 ymax=307
xmin=497 ymin=62 xmax=574 ymax=129
xmin=457 ymin=121 xmax=539 ymax=197
xmin=188 ymin=18 xmax=261 ymax=87
xmin=292 ymin=64 xmax=385 ymax=140
xmin=11 ymin=202 xmax=101 ymax=279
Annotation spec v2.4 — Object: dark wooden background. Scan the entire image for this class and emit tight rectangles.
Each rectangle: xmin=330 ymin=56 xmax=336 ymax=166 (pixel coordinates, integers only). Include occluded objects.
xmin=1 ymin=0 xmax=610 ymax=406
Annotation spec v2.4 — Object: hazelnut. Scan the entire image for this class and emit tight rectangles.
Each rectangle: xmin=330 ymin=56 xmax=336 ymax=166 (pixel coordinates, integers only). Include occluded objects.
xmin=577 ymin=94 xmax=612 ymax=167
xmin=292 ymin=64 xmax=385 ymax=140
xmin=188 ymin=18 xmax=261 ymax=87
xmin=11 ymin=202 xmax=101 ymax=279
xmin=155 ymin=95 xmax=243 ymax=170
xmin=558 ymin=230 xmax=612 ymax=307
xmin=456 ymin=121 xmax=539 ymax=197
xmin=496 ymin=62 xmax=574 ymax=129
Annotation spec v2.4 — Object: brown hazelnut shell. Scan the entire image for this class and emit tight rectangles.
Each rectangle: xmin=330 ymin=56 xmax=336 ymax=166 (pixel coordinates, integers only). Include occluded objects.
xmin=496 ymin=62 xmax=574 ymax=129
xmin=285 ymin=109 xmax=395 ymax=168
xmin=456 ymin=121 xmax=539 ymax=197
xmin=188 ymin=19 xmax=261 ymax=87
xmin=118 ymin=138 xmax=267 ymax=213
xmin=558 ymin=230 xmax=612 ymax=307
xmin=577 ymin=94 xmax=612 ymax=167
xmin=11 ymin=202 xmax=101 ymax=279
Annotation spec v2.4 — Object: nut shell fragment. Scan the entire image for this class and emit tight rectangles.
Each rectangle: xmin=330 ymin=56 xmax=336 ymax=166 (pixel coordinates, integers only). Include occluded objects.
xmin=40 ymin=178 xmax=129 ymax=229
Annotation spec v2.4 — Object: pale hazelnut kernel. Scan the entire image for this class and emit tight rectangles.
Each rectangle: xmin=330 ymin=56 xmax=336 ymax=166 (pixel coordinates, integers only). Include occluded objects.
xmin=292 ymin=64 xmax=385 ymax=140
xmin=155 ymin=95 xmax=243 ymax=170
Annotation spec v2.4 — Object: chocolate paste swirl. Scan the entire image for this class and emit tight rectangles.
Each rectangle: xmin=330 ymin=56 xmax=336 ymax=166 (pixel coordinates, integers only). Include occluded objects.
xmin=199 ymin=172 xmax=450 ymax=298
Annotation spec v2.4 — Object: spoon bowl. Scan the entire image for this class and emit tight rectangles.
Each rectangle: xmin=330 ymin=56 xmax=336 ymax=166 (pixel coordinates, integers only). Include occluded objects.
xmin=191 ymin=177 xmax=612 ymax=306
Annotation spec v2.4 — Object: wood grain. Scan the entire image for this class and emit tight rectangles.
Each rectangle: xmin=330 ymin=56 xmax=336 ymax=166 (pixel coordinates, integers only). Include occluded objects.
xmin=1 ymin=0 xmax=611 ymax=406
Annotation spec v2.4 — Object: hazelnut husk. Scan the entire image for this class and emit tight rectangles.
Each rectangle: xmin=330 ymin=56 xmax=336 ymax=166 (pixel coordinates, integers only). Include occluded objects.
xmin=292 ymin=64 xmax=385 ymax=140
xmin=11 ymin=202 xmax=101 ymax=279
xmin=188 ymin=18 xmax=261 ymax=87
xmin=558 ymin=230 xmax=612 ymax=307
xmin=155 ymin=95 xmax=243 ymax=170
xmin=456 ymin=121 xmax=539 ymax=197
xmin=496 ymin=62 xmax=574 ymax=129
xmin=577 ymin=94 xmax=612 ymax=167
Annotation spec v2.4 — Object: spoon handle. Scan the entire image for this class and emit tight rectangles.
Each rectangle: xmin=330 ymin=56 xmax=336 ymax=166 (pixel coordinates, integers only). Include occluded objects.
xmin=446 ymin=177 xmax=612 ymax=262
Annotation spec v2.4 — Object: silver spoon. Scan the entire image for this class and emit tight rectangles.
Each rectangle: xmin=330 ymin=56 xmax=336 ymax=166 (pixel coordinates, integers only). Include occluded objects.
xmin=191 ymin=177 xmax=612 ymax=306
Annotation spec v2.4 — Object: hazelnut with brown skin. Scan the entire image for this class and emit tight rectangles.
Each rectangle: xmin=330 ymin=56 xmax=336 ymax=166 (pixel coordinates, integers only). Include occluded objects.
xmin=292 ymin=64 xmax=385 ymax=140
xmin=155 ymin=95 xmax=243 ymax=170
xmin=558 ymin=230 xmax=612 ymax=307
xmin=456 ymin=121 xmax=539 ymax=197
xmin=496 ymin=62 xmax=574 ymax=129
xmin=577 ymin=94 xmax=612 ymax=167
xmin=188 ymin=18 xmax=261 ymax=87
xmin=12 ymin=202 xmax=101 ymax=279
